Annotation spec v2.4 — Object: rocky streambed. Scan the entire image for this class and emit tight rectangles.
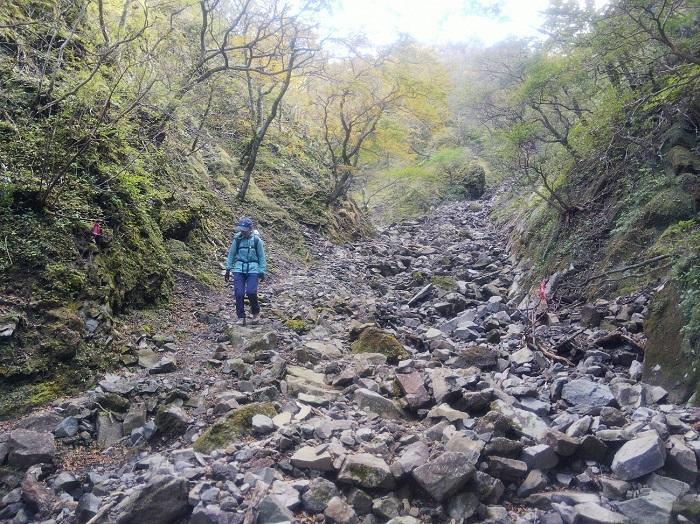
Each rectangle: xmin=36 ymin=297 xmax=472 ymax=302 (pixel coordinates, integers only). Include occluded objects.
xmin=1 ymin=199 xmax=699 ymax=524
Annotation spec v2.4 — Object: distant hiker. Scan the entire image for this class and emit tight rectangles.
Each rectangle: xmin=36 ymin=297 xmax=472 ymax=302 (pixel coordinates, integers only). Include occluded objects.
xmin=225 ymin=217 xmax=267 ymax=325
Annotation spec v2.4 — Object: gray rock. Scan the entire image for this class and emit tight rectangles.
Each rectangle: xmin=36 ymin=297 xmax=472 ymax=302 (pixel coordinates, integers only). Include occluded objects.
xmin=346 ymin=488 xmax=373 ymax=515
xmin=113 ymin=475 xmax=189 ymax=524
xmin=354 ymin=388 xmax=405 ymax=419
xmin=447 ymin=492 xmax=479 ymax=520
xmin=490 ymin=400 xmax=548 ymax=440
xmin=54 ymin=416 xmax=80 ymax=438
xmin=522 ymin=444 xmax=558 ymax=470
xmin=395 ymin=371 xmax=430 ymax=409
xmin=611 ymin=434 xmax=666 ymax=480
xmin=257 ymin=494 xmax=294 ymax=523
xmin=392 ymin=441 xmax=429 ymax=477
xmin=614 ymin=491 xmax=675 ymax=523
xmin=302 ymin=477 xmax=339 ymax=513
xmin=7 ymin=429 xmax=56 ymax=467
xmin=597 ymin=477 xmax=629 ymax=500
xmin=572 ymin=503 xmax=626 ymax=524
xmin=148 ymin=355 xmax=177 ymax=374
xmin=445 ymin=433 xmax=483 ymax=464
xmin=562 ymin=379 xmax=614 ymax=409
xmin=97 ymin=413 xmax=123 ymax=447
xmin=291 ymin=446 xmax=334 ymax=471
xmin=325 ymin=496 xmax=358 ymax=524
xmin=487 ymin=456 xmax=528 ymax=481
xmin=372 ymin=494 xmax=400 ymax=519
xmin=518 ymin=470 xmax=548 ymax=498
xmin=54 ymin=471 xmax=81 ymax=493
xmin=666 ymin=435 xmax=698 ymax=484
xmin=76 ymin=493 xmax=101 ymax=524
xmin=412 ymin=451 xmax=475 ymax=501
xmin=252 ymin=414 xmax=275 ymax=434
xmin=155 ymin=405 xmax=192 ymax=436
xmin=338 ymin=454 xmax=394 ymax=489
xmin=648 ymin=473 xmax=690 ymax=498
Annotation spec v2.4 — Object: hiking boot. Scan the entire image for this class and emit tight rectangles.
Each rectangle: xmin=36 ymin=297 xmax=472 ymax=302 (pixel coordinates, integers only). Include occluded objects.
xmin=250 ymin=314 xmax=260 ymax=325
xmin=235 ymin=318 xmax=246 ymax=326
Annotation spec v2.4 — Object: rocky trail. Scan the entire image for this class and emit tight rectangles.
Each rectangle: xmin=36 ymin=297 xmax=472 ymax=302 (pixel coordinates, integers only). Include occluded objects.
xmin=2 ymin=198 xmax=700 ymax=524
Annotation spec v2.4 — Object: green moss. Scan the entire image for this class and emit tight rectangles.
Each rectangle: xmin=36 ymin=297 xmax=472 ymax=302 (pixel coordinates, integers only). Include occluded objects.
xmin=350 ymin=327 xmax=408 ymax=364
xmin=430 ymin=275 xmax=459 ymax=292
xmin=284 ymin=319 xmax=310 ymax=334
xmin=641 ymin=187 xmax=696 ymax=228
xmin=28 ymin=380 xmax=64 ymax=405
xmin=193 ymin=403 xmax=277 ymax=453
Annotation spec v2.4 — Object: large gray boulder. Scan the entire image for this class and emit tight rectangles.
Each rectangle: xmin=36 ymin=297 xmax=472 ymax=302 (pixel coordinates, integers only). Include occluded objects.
xmin=611 ymin=433 xmax=666 ymax=480
xmin=7 ymin=429 xmax=56 ymax=467
xmin=412 ymin=452 xmax=475 ymax=501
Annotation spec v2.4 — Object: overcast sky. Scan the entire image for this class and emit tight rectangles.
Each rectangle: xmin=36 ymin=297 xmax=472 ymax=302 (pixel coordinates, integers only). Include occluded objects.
xmin=316 ymin=0 xmax=601 ymax=47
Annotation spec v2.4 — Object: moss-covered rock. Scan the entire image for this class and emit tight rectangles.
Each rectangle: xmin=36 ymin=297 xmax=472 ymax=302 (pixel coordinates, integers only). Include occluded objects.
xmin=193 ymin=403 xmax=277 ymax=453
xmin=665 ymin=145 xmax=700 ymax=177
xmin=430 ymin=275 xmax=459 ymax=292
xmin=460 ymin=163 xmax=486 ymax=199
xmin=351 ymin=327 xmax=408 ymax=364
xmin=643 ymin=283 xmax=697 ymax=403
xmin=641 ymin=187 xmax=696 ymax=229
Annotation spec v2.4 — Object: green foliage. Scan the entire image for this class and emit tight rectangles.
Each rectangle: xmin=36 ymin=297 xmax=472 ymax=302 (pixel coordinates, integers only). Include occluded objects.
xmin=284 ymin=319 xmax=310 ymax=334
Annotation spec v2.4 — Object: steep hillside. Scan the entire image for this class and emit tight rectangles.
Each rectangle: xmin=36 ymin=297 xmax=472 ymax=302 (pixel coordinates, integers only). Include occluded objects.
xmin=0 ymin=1 xmax=372 ymax=417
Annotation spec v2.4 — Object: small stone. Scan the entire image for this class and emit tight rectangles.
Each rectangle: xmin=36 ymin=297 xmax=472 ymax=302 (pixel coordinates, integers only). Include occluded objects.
xmin=251 ymin=414 xmax=275 ymax=434
xmin=325 ymin=496 xmax=358 ymax=524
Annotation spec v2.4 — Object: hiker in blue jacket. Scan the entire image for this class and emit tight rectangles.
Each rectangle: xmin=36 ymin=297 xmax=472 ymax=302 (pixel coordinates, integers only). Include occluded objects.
xmin=225 ymin=217 xmax=267 ymax=325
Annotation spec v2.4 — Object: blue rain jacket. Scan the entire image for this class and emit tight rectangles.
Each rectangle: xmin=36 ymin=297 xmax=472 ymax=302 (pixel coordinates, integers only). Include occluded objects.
xmin=226 ymin=233 xmax=267 ymax=274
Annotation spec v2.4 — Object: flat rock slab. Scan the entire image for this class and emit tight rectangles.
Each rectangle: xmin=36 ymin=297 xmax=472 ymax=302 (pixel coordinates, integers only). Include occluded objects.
xmin=291 ymin=446 xmax=334 ymax=472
